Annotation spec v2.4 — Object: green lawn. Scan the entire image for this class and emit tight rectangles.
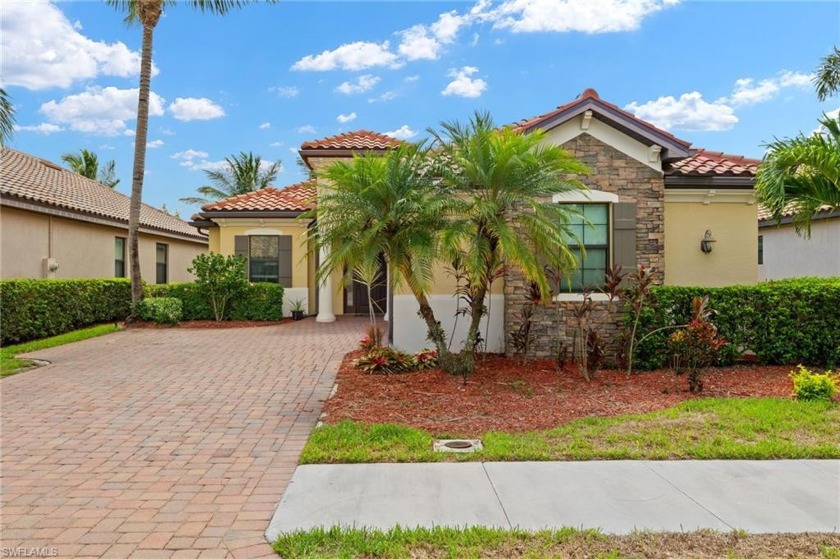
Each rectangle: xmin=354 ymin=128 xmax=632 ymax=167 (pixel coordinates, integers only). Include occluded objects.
xmin=1 ymin=324 xmax=121 ymax=378
xmin=302 ymin=398 xmax=840 ymax=463
xmin=272 ymin=525 xmax=840 ymax=559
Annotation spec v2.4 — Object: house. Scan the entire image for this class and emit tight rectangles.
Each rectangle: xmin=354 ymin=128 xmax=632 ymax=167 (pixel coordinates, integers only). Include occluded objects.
xmin=191 ymin=89 xmax=760 ymax=355
xmin=1 ymin=147 xmax=207 ymax=282
xmin=758 ymin=205 xmax=840 ymax=280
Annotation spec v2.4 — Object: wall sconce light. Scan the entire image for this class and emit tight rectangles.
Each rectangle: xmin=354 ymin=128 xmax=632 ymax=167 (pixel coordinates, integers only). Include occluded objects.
xmin=700 ymin=230 xmax=716 ymax=254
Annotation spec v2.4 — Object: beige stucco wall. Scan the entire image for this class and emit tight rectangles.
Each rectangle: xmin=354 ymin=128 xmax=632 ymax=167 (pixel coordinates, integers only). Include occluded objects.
xmin=0 ymin=206 xmax=206 ymax=282
xmin=664 ymin=199 xmax=758 ymax=286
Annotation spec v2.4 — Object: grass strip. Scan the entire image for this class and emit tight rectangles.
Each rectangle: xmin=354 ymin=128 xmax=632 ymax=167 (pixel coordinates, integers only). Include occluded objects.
xmin=302 ymin=398 xmax=840 ymax=463
xmin=273 ymin=525 xmax=840 ymax=559
xmin=1 ymin=324 xmax=121 ymax=378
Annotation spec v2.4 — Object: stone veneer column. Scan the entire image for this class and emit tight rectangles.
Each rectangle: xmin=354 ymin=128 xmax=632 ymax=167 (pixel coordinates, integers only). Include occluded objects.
xmin=316 ymin=245 xmax=336 ymax=323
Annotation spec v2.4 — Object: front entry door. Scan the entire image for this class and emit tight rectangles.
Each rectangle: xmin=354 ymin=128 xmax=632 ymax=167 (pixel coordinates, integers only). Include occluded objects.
xmin=344 ymin=255 xmax=387 ymax=316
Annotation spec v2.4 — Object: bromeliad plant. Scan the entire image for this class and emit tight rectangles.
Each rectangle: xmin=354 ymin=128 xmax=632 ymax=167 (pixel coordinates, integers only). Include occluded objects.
xmin=353 ymin=347 xmax=439 ymax=374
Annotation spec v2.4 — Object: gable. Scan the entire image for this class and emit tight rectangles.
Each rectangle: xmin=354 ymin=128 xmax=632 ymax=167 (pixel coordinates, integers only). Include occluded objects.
xmin=541 ymin=111 xmax=665 ymax=172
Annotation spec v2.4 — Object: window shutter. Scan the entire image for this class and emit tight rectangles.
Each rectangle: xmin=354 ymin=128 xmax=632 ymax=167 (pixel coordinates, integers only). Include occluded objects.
xmin=613 ymin=202 xmax=637 ymax=270
xmin=234 ymin=236 xmax=250 ymax=279
xmin=278 ymin=235 xmax=293 ymax=288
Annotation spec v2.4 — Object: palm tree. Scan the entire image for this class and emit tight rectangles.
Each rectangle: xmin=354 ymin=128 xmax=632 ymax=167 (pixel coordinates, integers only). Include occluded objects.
xmin=305 ymin=144 xmax=454 ymax=362
xmin=815 ymin=46 xmax=840 ymax=101
xmin=429 ymin=111 xmax=589 ymax=374
xmin=756 ymin=114 xmax=840 ymax=236
xmin=106 ymin=0 xmax=271 ymax=309
xmin=0 ymin=87 xmax=15 ymax=147
xmin=180 ymin=151 xmax=280 ymax=205
xmin=61 ymin=149 xmax=120 ymax=188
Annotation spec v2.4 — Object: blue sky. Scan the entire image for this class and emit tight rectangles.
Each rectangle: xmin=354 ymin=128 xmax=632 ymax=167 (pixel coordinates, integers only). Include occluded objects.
xmin=3 ymin=0 xmax=838 ymax=218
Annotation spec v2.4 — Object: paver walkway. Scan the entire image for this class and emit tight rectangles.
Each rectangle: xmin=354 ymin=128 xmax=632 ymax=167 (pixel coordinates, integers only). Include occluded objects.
xmin=267 ymin=460 xmax=840 ymax=539
xmin=1 ymin=317 xmax=366 ymax=559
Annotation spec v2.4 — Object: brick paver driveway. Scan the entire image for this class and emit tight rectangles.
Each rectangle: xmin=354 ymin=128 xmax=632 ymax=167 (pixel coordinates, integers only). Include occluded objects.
xmin=1 ymin=317 xmax=366 ymax=559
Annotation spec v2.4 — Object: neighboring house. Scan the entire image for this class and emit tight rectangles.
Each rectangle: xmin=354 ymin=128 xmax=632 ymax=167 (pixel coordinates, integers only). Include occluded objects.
xmin=1 ymin=147 xmax=207 ymax=282
xmin=758 ymin=205 xmax=840 ymax=280
xmin=192 ymin=89 xmax=760 ymax=355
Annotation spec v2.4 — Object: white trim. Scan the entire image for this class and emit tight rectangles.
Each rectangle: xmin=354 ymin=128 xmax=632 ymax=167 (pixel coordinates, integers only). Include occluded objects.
xmin=244 ymin=228 xmax=283 ymax=236
xmin=554 ymin=292 xmax=611 ymax=302
xmin=664 ymin=189 xmax=755 ymax=205
xmin=552 ymin=190 xmax=619 ymax=204
xmin=215 ymin=217 xmax=309 ymax=228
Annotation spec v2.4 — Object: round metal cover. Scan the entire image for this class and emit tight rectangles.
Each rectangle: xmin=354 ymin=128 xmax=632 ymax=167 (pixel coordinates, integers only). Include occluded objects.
xmin=443 ymin=440 xmax=473 ymax=449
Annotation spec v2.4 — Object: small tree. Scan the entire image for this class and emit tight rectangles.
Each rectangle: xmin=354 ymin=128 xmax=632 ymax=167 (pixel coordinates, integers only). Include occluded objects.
xmin=188 ymin=253 xmax=249 ymax=321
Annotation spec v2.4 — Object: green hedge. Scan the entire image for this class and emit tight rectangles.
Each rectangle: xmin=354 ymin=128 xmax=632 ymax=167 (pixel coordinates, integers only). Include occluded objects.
xmin=145 ymin=282 xmax=284 ymax=321
xmin=0 ymin=279 xmax=131 ymax=345
xmin=630 ymin=278 xmax=840 ymax=369
xmin=137 ymin=297 xmax=183 ymax=324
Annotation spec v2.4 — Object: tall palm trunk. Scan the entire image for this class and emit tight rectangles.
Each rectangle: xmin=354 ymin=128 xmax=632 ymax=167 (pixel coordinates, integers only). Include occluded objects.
xmin=400 ymin=262 xmax=450 ymax=362
xmin=128 ymin=0 xmax=162 ymax=310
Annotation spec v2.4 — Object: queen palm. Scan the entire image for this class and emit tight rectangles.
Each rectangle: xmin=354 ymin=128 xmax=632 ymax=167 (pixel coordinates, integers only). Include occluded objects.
xmin=0 ymin=88 xmax=15 ymax=147
xmin=306 ymin=144 xmax=454 ymax=362
xmin=815 ymin=46 xmax=840 ymax=101
xmin=106 ymin=0 xmax=271 ymax=309
xmin=430 ymin=111 xmax=589 ymax=374
xmin=61 ymin=149 xmax=120 ymax=188
xmin=756 ymin=114 xmax=840 ymax=236
xmin=180 ymin=151 xmax=280 ymax=206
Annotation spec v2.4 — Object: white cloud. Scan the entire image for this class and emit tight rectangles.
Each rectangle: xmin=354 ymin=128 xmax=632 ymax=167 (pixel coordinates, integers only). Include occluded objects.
xmin=368 ymin=91 xmax=398 ymax=104
xmin=271 ymin=85 xmax=300 ymax=98
xmin=270 ymin=141 xmax=284 ymax=147
xmin=478 ymin=0 xmax=675 ymax=33
xmin=39 ymin=86 xmax=165 ymax=136
xmin=1 ymin=1 xmax=158 ymax=90
xmin=168 ymin=97 xmax=225 ymax=122
xmin=100 ymin=144 xmax=115 ymax=150
xmin=404 ymin=75 xmax=420 ymax=83
xmin=337 ymin=112 xmax=357 ymax=123
xmin=724 ymin=70 xmax=813 ymax=106
xmin=397 ymin=10 xmax=469 ymax=61
xmin=442 ymin=66 xmax=487 ymax=98
xmin=171 ymin=149 xmax=225 ymax=171
xmin=296 ymin=125 xmax=317 ymax=134
xmin=624 ymin=92 xmax=738 ymax=132
xmin=14 ymin=123 xmax=64 ymax=135
xmin=146 ymin=139 xmax=164 ymax=148
xmin=470 ymin=33 xmax=480 ymax=47
xmin=384 ymin=125 xmax=417 ymax=140
xmin=292 ymin=41 xmax=401 ymax=71
xmin=336 ymin=74 xmax=381 ymax=95
xmin=259 ymin=122 xmax=271 ymax=129
xmin=160 ymin=127 xmax=175 ymax=136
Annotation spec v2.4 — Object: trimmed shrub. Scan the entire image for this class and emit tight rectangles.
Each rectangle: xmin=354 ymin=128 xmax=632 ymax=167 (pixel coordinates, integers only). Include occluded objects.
xmin=790 ymin=365 xmax=839 ymax=402
xmin=143 ymin=282 xmax=283 ymax=321
xmin=0 ymin=279 xmax=131 ymax=345
xmin=137 ymin=297 xmax=182 ymax=325
xmin=230 ymin=283 xmax=284 ymax=321
xmin=628 ymin=278 xmax=840 ymax=370
xmin=189 ymin=254 xmax=249 ymax=321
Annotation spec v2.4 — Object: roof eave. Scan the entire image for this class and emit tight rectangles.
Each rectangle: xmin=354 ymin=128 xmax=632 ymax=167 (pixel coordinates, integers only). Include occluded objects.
xmin=664 ymin=175 xmax=756 ymax=188
xmin=759 ymin=209 xmax=840 ymax=227
xmin=198 ymin=210 xmax=311 ymax=219
xmin=521 ymin=98 xmax=692 ymax=159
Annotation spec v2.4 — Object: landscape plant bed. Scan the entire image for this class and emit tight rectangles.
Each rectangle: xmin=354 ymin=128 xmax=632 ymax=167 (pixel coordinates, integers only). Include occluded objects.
xmin=273 ymin=525 xmax=840 ymax=559
xmin=323 ymin=351 xmax=801 ymax=436
xmin=128 ymin=318 xmax=293 ymax=329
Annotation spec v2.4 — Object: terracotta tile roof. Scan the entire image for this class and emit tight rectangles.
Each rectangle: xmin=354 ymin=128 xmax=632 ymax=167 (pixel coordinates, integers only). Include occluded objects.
xmin=515 ymin=87 xmax=693 ymax=150
xmin=757 ymin=203 xmax=835 ymax=221
xmin=665 ymin=149 xmax=760 ymax=177
xmin=201 ymin=180 xmax=317 ymax=212
xmin=0 ymin=147 xmax=207 ymax=242
xmin=300 ymin=130 xmax=403 ymax=151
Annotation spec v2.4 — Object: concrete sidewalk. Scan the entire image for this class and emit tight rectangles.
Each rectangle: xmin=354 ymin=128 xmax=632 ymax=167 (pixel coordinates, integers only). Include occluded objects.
xmin=266 ymin=460 xmax=840 ymax=541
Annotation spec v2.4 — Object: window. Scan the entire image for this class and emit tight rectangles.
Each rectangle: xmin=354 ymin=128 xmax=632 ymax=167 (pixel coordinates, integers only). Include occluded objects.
xmin=758 ymin=235 xmax=764 ymax=265
xmin=559 ymin=203 xmax=609 ymax=292
xmin=115 ymin=237 xmax=126 ymax=278
xmin=155 ymin=243 xmax=168 ymax=284
xmin=249 ymin=236 xmax=281 ymax=283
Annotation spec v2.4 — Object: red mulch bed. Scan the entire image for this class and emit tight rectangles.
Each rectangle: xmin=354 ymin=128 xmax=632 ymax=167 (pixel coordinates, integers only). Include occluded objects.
xmin=127 ymin=318 xmax=294 ymax=329
xmin=323 ymin=351 xmax=796 ymax=436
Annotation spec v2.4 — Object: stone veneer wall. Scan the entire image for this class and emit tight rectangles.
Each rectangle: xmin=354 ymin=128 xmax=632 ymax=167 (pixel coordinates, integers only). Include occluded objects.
xmin=504 ymin=132 xmax=665 ymax=360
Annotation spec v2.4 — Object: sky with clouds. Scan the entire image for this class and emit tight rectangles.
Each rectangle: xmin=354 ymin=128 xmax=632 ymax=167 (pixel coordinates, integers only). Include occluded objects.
xmin=2 ymin=0 xmax=837 ymax=218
